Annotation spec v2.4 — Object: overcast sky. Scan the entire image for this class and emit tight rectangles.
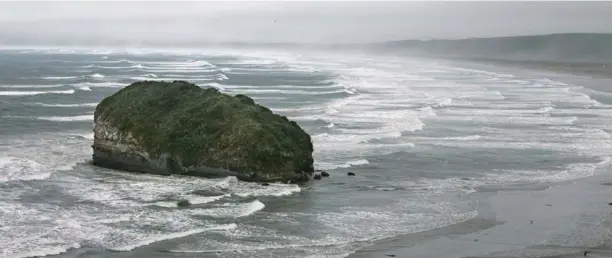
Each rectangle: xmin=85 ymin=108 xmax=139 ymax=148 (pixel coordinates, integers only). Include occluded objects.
xmin=1 ymin=1 xmax=612 ymax=46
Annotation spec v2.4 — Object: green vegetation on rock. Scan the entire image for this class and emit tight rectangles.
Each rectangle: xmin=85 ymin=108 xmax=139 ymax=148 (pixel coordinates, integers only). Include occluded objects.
xmin=94 ymin=80 xmax=314 ymax=182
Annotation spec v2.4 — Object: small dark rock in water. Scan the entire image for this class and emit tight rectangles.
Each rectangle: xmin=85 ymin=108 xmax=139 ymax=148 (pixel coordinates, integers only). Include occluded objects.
xmin=609 ymin=202 xmax=612 ymax=206
xmin=191 ymin=189 xmax=226 ymax=196
xmin=177 ymin=199 xmax=191 ymax=207
xmin=313 ymin=174 xmax=322 ymax=180
xmin=545 ymin=204 xmax=552 ymax=207
xmin=347 ymin=172 xmax=356 ymax=176
xmin=530 ymin=220 xmax=533 ymax=224
xmin=261 ymin=183 xmax=270 ymax=186
xmin=473 ymin=238 xmax=478 ymax=241
xmin=321 ymin=171 xmax=330 ymax=177
xmin=385 ymin=255 xmax=396 ymax=257
xmin=584 ymin=250 xmax=591 ymax=256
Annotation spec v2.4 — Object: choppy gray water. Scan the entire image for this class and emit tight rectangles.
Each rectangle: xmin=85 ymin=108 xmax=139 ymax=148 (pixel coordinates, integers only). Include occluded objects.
xmin=1 ymin=47 xmax=611 ymax=258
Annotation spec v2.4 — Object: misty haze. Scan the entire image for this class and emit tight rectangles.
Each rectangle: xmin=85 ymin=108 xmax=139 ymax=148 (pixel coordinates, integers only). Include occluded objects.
xmin=2 ymin=2 xmax=612 ymax=258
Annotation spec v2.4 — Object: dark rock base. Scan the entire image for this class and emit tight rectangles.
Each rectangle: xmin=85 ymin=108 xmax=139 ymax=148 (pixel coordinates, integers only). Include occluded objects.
xmin=92 ymin=145 xmax=170 ymax=175
xmin=92 ymin=145 xmax=309 ymax=183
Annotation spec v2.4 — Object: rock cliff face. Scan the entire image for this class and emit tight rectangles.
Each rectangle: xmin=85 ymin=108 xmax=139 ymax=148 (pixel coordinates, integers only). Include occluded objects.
xmin=92 ymin=81 xmax=314 ymax=182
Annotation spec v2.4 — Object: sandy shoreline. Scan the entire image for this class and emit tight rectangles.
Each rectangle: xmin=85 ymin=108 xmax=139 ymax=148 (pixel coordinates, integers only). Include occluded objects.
xmin=348 ymin=170 xmax=612 ymax=258
xmin=347 ymin=63 xmax=612 ymax=258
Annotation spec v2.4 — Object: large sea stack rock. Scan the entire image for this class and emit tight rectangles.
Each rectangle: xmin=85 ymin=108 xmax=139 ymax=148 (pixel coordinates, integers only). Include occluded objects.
xmin=92 ymin=81 xmax=314 ymax=182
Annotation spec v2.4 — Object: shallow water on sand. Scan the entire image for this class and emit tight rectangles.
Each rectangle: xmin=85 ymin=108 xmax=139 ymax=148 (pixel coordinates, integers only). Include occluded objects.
xmin=1 ymin=47 xmax=611 ymax=257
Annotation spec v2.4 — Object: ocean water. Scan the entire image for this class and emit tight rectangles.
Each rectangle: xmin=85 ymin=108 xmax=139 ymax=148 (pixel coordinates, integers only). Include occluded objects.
xmin=0 ymin=47 xmax=611 ymax=258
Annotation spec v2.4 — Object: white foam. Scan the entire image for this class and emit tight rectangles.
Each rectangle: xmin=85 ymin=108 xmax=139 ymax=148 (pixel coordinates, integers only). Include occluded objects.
xmin=82 ymin=65 xmax=131 ymax=69
xmin=340 ymin=159 xmax=370 ymax=168
xmin=597 ymin=156 xmax=612 ymax=167
xmin=129 ymin=76 xmax=215 ymax=82
xmin=163 ymin=60 xmax=213 ymax=67
xmin=35 ymin=115 xmax=94 ymax=122
xmin=287 ymin=64 xmax=319 ymax=72
xmin=226 ymin=88 xmax=350 ymax=95
xmin=116 ymin=59 xmax=134 ymax=63
xmin=0 ymin=89 xmax=74 ymax=96
xmin=190 ymin=194 xmax=230 ymax=204
xmin=484 ymin=162 xmax=600 ymax=186
xmin=413 ymin=135 xmax=482 ymax=142
xmin=204 ymin=82 xmax=225 ymax=90
xmin=89 ymin=73 xmax=105 ymax=79
xmin=221 ymin=68 xmax=231 ymax=73
xmin=436 ymin=98 xmax=453 ymax=107
xmin=423 ymin=138 xmax=608 ymax=155
xmin=316 ymin=159 xmax=370 ymax=170
xmin=109 ymin=224 xmax=237 ymax=252
xmin=78 ymin=86 xmax=92 ymax=91
xmin=120 ymin=60 xmax=215 ymax=71
xmin=0 ymin=156 xmax=50 ymax=182
xmin=30 ymin=102 xmax=98 ymax=108
xmin=136 ymin=68 xmax=214 ymax=73
xmin=271 ymin=105 xmax=324 ymax=113
xmin=452 ymin=67 xmax=514 ymax=78
xmin=433 ymin=114 xmax=578 ymax=126
xmin=277 ymin=61 xmax=447 ymax=165
xmin=10 ymin=244 xmax=80 ymax=258
xmin=456 ymin=90 xmax=506 ymax=101
xmin=0 ymin=84 xmax=64 ymax=89
xmin=219 ymin=59 xmax=279 ymax=65
xmin=442 ymin=107 xmax=555 ymax=116
xmin=191 ymin=200 xmax=265 ymax=218
xmin=73 ymin=82 xmax=126 ymax=88
xmin=153 ymin=73 xmax=219 ymax=78
xmin=63 ymin=175 xmax=217 ymax=207
xmin=220 ymin=67 xmax=291 ymax=74
xmin=217 ymin=74 xmax=229 ymax=81
xmin=72 ymin=132 xmax=95 ymax=140
xmin=143 ymin=73 xmax=158 ymax=78
xmin=0 ymin=168 xmax=243 ymax=256
xmin=220 ymin=84 xmax=343 ymax=90
xmin=214 ymin=177 xmax=301 ymax=197
xmin=41 ymin=76 xmax=78 ymax=80
xmin=540 ymin=106 xmax=555 ymax=113
xmin=95 ymin=215 xmax=132 ymax=224
xmin=306 ymin=204 xmax=478 ymax=252
xmin=537 ymin=78 xmax=569 ymax=86
xmin=441 ymin=135 xmax=481 ymax=141
xmin=148 ymin=194 xmax=229 ymax=208
xmin=343 ymin=88 xmax=357 ymax=94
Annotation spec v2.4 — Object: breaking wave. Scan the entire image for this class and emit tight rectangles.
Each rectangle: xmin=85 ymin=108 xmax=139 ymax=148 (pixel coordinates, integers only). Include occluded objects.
xmin=0 ymin=90 xmax=74 ymax=96
xmin=28 ymin=102 xmax=98 ymax=107
xmin=109 ymin=224 xmax=237 ymax=252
